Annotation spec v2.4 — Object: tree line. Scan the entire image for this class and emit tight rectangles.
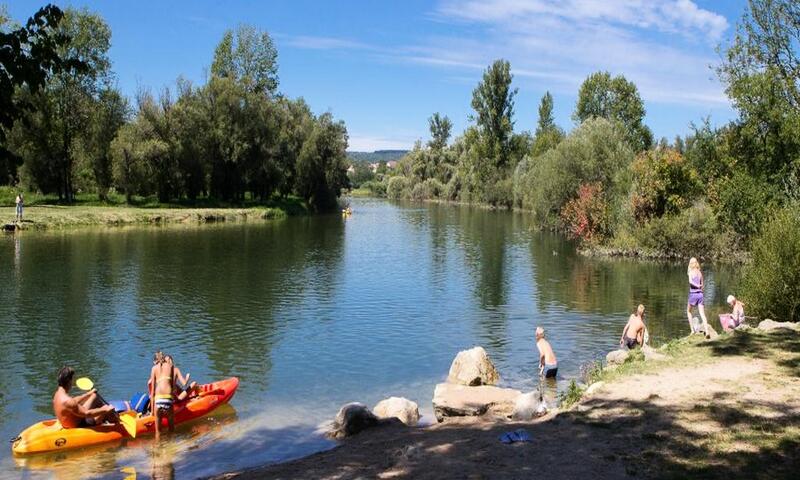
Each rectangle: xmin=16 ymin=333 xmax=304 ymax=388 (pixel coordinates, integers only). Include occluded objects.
xmin=1 ymin=5 xmax=348 ymax=211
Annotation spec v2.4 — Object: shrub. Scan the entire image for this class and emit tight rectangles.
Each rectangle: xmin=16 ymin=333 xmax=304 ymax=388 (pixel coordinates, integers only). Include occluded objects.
xmin=714 ymin=171 xmax=776 ymax=241
xmin=517 ymin=118 xmax=634 ymax=228
xmin=386 ymin=175 xmax=412 ymax=199
xmin=560 ymin=183 xmax=610 ymax=242
xmin=630 ymin=148 xmax=700 ymax=222
xmin=634 ymin=201 xmax=727 ymax=256
xmin=360 ymin=180 xmax=386 ymax=197
xmin=741 ymin=204 xmax=800 ymax=321
xmin=558 ymin=380 xmax=585 ymax=408
xmin=410 ymin=178 xmax=444 ymax=200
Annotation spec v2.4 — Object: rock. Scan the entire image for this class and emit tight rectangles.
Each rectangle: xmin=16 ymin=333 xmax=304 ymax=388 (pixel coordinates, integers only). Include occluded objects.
xmin=585 ymin=381 xmax=605 ymax=395
xmin=329 ymin=402 xmax=380 ymax=439
xmin=704 ymin=324 xmax=719 ymax=340
xmin=511 ymin=391 xmax=544 ymax=420
xmin=446 ymin=346 xmax=500 ymax=386
xmin=758 ymin=319 xmax=800 ymax=331
xmin=373 ymin=397 xmax=420 ymax=426
xmin=606 ymin=349 xmax=629 ymax=365
xmin=642 ymin=345 xmax=667 ymax=361
xmin=432 ymin=383 xmax=521 ymax=422
xmin=735 ymin=324 xmax=751 ymax=332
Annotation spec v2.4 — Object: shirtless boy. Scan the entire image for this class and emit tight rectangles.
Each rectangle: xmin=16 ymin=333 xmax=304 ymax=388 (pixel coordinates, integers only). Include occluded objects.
xmin=536 ymin=327 xmax=558 ymax=378
xmin=620 ymin=304 xmax=646 ymax=349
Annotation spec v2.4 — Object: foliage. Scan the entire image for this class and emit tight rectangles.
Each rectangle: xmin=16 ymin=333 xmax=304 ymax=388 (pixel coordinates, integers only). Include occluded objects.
xmin=633 ymin=201 xmax=726 ymax=256
xmin=573 ymin=71 xmax=653 ymax=152
xmin=428 ymin=112 xmax=452 ymax=150
xmin=347 ymin=161 xmax=375 ymax=188
xmin=517 ymin=117 xmax=634 ymax=229
xmin=630 ymin=148 xmax=700 ymax=222
xmin=560 ymin=183 xmax=610 ymax=243
xmin=294 ymin=112 xmax=349 ymax=211
xmin=715 ymin=170 xmax=777 ymax=241
xmin=532 ymin=91 xmax=564 ymax=156
xmin=741 ymin=204 xmax=800 ymax=321
xmin=386 ymin=175 xmax=411 ymax=199
xmin=411 ymin=178 xmax=444 ymax=200
xmin=210 ymin=24 xmax=279 ymax=95
xmin=359 ymin=180 xmax=386 ymax=197
xmin=558 ymin=380 xmax=585 ymax=409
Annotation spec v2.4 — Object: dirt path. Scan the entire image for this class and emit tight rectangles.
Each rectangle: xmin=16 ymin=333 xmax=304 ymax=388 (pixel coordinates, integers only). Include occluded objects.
xmin=214 ymin=329 xmax=800 ymax=480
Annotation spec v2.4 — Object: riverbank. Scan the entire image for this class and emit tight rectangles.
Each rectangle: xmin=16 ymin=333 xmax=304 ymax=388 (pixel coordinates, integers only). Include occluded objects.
xmin=0 ymin=203 xmax=307 ymax=231
xmin=214 ymin=325 xmax=800 ymax=479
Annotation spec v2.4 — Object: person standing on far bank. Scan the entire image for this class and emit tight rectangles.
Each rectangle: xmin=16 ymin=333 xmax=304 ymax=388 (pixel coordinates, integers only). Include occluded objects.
xmin=687 ymin=257 xmax=710 ymax=336
xmin=15 ymin=192 xmax=23 ymax=223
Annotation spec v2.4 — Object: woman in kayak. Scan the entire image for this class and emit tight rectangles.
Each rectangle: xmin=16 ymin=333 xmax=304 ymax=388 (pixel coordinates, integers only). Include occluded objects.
xmin=686 ymin=257 xmax=710 ymax=336
xmin=149 ymin=351 xmax=175 ymax=440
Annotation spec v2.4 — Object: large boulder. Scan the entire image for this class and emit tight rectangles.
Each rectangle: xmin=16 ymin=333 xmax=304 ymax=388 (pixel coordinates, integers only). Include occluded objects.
xmin=758 ymin=319 xmax=800 ymax=331
xmin=329 ymin=403 xmax=381 ymax=439
xmin=606 ymin=349 xmax=629 ymax=365
xmin=446 ymin=346 xmax=500 ymax=386
xmin=372 ymin=397 xmax=420 ymax=426
xmin=432 ymin=383 xmax=521 ymax=422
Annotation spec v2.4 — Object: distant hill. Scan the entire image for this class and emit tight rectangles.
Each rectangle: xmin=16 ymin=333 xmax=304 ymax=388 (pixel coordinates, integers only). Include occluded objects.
xmin=347 ymin=150 xmax=409 ymax=165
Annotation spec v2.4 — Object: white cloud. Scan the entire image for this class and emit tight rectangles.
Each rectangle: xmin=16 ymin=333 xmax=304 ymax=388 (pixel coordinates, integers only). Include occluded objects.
xmin=277 ymin=34 xmax=374 ymax=51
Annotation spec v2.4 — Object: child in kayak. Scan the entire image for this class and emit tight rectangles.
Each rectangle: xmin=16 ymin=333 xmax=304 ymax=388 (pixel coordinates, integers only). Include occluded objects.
xmin=53 ymin=366 xmax=118 ymax=428
xmin=149 ymin=351 xmax=175 ymax=440
xmin=164 ymin=354 xmax=197 ymax=401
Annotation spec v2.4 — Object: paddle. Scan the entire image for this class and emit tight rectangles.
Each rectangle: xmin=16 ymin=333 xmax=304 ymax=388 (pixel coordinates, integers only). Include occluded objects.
xmin=75 ymin=377 xmax=137 ymax=438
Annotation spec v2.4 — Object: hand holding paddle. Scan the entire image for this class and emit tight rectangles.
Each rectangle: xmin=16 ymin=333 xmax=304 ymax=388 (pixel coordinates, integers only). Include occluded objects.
xmin=76 ymin=377 xmax=137 ymax=438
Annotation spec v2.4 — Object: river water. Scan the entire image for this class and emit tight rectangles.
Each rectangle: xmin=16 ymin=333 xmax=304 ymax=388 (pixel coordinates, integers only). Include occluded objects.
xmin=0 ymin=198 xmax=739 ymax=479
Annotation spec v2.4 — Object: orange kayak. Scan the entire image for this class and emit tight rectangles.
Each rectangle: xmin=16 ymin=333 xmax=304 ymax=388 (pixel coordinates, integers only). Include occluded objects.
xmin=12 ymin=377 xmax=238 ymax=455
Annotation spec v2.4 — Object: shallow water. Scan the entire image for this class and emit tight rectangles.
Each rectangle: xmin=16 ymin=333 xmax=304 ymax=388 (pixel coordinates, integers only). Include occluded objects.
xmin=0 ymin=198 xmax=738 ymax=479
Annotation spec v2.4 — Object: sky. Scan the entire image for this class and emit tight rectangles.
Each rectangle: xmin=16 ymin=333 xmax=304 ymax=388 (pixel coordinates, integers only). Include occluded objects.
xmin=7 ymin=0 xmax=749 ymax=151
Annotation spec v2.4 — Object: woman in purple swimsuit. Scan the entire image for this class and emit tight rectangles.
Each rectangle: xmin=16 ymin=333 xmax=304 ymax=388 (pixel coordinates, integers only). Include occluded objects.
xmin=686 ymin=257 xmax=709 ymax=335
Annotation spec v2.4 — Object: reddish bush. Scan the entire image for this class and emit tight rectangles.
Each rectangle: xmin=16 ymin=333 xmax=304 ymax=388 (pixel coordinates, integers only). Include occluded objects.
xmin=560 ymin=183 xmax=609 ymax=242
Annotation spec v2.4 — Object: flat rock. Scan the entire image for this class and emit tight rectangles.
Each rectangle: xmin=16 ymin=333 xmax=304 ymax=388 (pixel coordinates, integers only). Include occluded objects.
xmin=373 ymin=397 xmax=420 ymax=426
xmin=758 ymin=319 xmax=800 ymax=331
xmin=432 ymin=383 xmax=521 ymax=422
xmin=606 ymin=349 xmax=629 ymax=365
xmin=642 ymin=345 xmax=667 ymax=361
xmin=446 ymin=346 xmax=500 ymax=386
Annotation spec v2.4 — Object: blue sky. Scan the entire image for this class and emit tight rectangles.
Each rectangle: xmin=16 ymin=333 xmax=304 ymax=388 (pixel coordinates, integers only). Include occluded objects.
xmin=8 ymin=0 xmax=748 ymax=151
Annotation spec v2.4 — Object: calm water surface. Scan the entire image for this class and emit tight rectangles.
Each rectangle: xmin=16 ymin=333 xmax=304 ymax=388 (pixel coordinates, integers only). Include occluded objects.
xmin=0 ymin=198 xmax=738 ymax=479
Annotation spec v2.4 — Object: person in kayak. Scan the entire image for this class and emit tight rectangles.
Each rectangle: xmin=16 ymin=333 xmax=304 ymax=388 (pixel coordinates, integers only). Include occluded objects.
xmin=53 ymin=366 xmax=118 ymax=428
xmin=620 ymin=304 xmax=646 ymax=349
xmin=164 ymin=354 xmax=197 ymax=401
xmin=535 ymin=327 xmax=558 ymax=379
xmin=149 ymin=351 xmax=175 ymax=440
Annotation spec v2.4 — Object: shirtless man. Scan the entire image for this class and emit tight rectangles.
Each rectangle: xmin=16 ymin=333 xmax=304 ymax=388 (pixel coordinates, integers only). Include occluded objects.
xmin=620 ymin=304 xmax=646 ymax=350
xmin=52 ymin=366 xmax=117 ymax=428
xmin=535 ymin=327 xmax=558 ymax=378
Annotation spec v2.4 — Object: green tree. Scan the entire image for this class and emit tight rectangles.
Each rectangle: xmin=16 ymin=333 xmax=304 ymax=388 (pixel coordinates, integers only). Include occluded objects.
xmin=1 ymin=4 xmax=83 ymax=184
xmin=428 ymin=112 xmax=452 ymax=150
xmin=110 ymin=120 xmax=152 ymax=203
xmin=295 ymin=112 xmax=349 ymax=211
xmin=211 ymin=24 xmax=279 ymax=95
xmin=86 ymin=87 xmax=127 ymax=200
xmin=573 ymin=71 xmax=653 ymax=152
xmin=471 ymin=59 xmax=517 ymax=170
xmin=532 ymin=91 xmax=564 ymax=156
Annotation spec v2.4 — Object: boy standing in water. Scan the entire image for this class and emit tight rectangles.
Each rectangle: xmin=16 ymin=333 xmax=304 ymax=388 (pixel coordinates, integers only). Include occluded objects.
xmin=536 ymin=327 xmax=558 ymax=378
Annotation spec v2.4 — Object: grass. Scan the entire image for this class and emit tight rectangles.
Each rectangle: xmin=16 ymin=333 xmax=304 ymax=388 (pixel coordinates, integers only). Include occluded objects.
xmin=0 ymin=187 xmax=310 ymax=230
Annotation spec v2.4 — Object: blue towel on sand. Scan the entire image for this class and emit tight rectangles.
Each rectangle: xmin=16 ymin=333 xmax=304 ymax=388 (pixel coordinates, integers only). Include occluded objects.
xmin=499 ymin=429 xmax=532 ymax=444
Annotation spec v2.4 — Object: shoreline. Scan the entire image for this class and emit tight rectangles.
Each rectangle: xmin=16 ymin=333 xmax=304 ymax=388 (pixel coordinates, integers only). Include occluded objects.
xmin=0 ymin=204 xmax=306 ymax=232
xmin=211 ymin=323 xmax=800 ymax=479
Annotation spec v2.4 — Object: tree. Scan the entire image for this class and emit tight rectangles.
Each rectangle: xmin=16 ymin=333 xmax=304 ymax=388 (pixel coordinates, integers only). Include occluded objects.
xmin=110 ymin=120 xmax=152 ymax=203
xmin=428 ymin=112 xmax=452 ymax=150
xmin=86 ymin=87 xmax=127 ymax=200
xmin=573 ymin=71 xmax=653 ymax=152
xmin=532 ymin=91 xmax=564 ymax=156
xmin=211 ymin=24 xmax=279 ymax=95
xmin=471 ymin=59 xmax=517 ymax=169
xmin=1 ymin=4 xmax=83 ymax=184
xmin=295 ymin=112 xmax=349 ymax=211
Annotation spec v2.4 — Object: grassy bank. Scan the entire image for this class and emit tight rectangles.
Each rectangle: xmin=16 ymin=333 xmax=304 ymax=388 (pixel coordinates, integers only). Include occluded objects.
xmin=216 ymin=326 xmax=800 ymax=480
xmin=1 ymin=189 xmax=309 ymax=230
